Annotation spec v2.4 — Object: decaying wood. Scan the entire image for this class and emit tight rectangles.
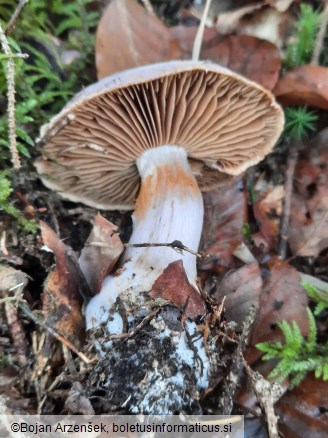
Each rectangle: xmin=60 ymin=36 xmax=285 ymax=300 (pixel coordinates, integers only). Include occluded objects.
xmin=219 ymin=305 xmax=257 ymax=414
xmin=243 ymin=358 xmax=284 ymax=438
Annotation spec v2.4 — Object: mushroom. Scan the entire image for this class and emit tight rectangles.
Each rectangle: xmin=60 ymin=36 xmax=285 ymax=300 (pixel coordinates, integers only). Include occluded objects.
xmin=36 ymin=61 xmax=284 ymax=330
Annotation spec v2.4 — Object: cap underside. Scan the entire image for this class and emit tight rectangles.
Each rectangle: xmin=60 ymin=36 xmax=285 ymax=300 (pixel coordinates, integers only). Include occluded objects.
xmin=35 ymin=61 xmax=284 ymax=210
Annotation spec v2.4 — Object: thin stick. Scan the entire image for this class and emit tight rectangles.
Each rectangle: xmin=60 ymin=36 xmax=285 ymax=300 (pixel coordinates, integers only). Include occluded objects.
xmin=99 ymin=309 xmax=159 ymax=342
xmin=88 ymin=239 xmax=203 ymax=258
xmin=18 ymin=302 xmax=92 ymax=364
xmin=0 ymin=231 xmax=9 ymax=256
xmin=311 ymin=1 xmax=328 ymax=65
xmin=125 ymin=240 xmax=202 ymax=257
xmin=192 ymin=0 xmax=212 ymax=60
xmin=220 ymin=305 xmax=257 ymax=415
xmin=140 ymin=0 xmax=155 ymax=16
xmin=5 ymin=0 xmax=29 ymax=36
xmin=242 ymin=357 xmax=283 ymax=438
xmin=279 ymin=143 xmax=299 ymax=259
xmin=0 ymin=22 xmax=20 ymax=169
xmin=0 ymin=53 xmax=28 ymax=60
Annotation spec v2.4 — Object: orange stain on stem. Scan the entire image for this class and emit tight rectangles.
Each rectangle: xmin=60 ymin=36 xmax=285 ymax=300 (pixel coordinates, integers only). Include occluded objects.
xmin=134 ymin=163 xmax=200 ymax=219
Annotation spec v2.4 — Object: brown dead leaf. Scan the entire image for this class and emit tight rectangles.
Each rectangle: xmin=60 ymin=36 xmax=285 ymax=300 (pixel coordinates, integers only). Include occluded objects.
xmin=215 ymin=3 xmax=292 ymax=49
xmin=150 ymin=260 xmax=206 ymax=319
xmin=214 ymin=263 xmax=262 ymax=325
xmin=289 ymin=129 xmax=328 ymax=257
xmin=96 ymin=0 xmax=181 ymax=79
xmin=0 ymin=367 xmax=19 ymax=389
xmin=275 ymin=374 xmax=328 ymax=438
xmin=40 ymin=221 xmax=85 ymax=346
xmin=223 ymin=35 xmax=281 ymax=90
xmin=0 ymin=265 xmax=29 ymax=366
xmin=253 ymin=184 xmax=284 ymax=250
xmin=200 ymin=180 xmax=247 ymax=272
xmin=0 ymin=264 xmax=28 ymax=296
xmin=215 ymin=3 xmax=263 ymax=34
xmin=269 ymin=0 xmax=295 ymax=13
xmin=274 ymin=65 xmax=328 ymax=109
xmin=64 ymin=382 xmax=95 ymax=415
xmin=171 ymin=26 xmax=281 ymax=89
xmin=78 ymin=214 xmax=124 ymax=295
xmin=247 ymin=257 xmax=309 ymax=364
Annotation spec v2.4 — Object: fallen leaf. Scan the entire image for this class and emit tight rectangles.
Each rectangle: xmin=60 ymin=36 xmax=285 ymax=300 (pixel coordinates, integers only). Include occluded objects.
xmin=246 ymin=257 xmax=309 ymax=364
xmin=215 ymin=3 xmax=265 ymax=35
xmin=223 ymin=35 xmax=281 ymax=90
xmin=200 ymin=179 xmax=247 ymax=272
xmin=171 ymin=26 xmax=281 ymax=90
xmin=78 ymin=214 xmax=124 ymax=295
xmin=275 ymin=374 xmax=328 ymax=438
xmin=0 ymin=265 xmax=29 ymax=366
xmin=269 ymin=0 xmax=295 ymax=13
xmin=0 ymin=367 xmax=19 ymax=389
xmin=253 ymin=184 xmax=284 ymax=250
xmin=289 ymin=129 xmax=328 ymax=257
xmin=274 ymin=65 xmax=328 ymax=110
xmin=40 ymin=221 xmax=85 ymax=346
xmin=233 ymin=243 xmax=257 ymax=264
xmin=214 ymin=263 xmax=262 ymax=325
xmin=215 ymin=3 xmax=292 ymax=49
xmin=150 ymin=260 xmax=206 ymax=319
xmin=64 ymin=382 xmax=95 ymax=415
xmin=96 ymin=0 xmax=181 ymax=79
xmin=170 ymin=26 xmax=217 ymax=55
xmin=0 ymin=264 xmax=28 ymax=296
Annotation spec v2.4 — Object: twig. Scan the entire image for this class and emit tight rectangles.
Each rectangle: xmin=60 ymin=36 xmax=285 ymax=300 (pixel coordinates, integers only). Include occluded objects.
xmin=99 ymin=308 xmax=160 ymax=342
xmin=126 ymin=240 xmax=203 ymax=257
xmin=220 ymin=305 xmax=257 ymax=415
xmin=0 ymin=231 xmax=9 ymax=256
xmin=192 ymin=0 xmax=212 ymax=60
xmin=0 ymin=53 xmax=28 ymax=60
xmin=0 ymin=22 xmax=20 ymax=169
xmin=5 ymin=0 xmax=29 ymax=36
xmin=18 ymin=302 xmax=92 ymax=364
xmin=311 ymin=0 xmax=328 ymax=65
xmin=242 ymin=357 xmax=284 ymax=438
xmin=38 ymin=373 xmax=65 ymax=414
xmin=88 ymin=239 xmax=203 ymax=258
xmin=278 ymin=142 xmax=299 ymax=259
xmin=140 ymin=0 xmax=155 ymax=16
xmin=5 ymin=301 xmax=28 ymax=367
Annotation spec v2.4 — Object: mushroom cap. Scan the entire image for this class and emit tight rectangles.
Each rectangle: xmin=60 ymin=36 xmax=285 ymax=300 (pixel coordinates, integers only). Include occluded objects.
xmin=35 ymin=60 xmax=284 ymax=210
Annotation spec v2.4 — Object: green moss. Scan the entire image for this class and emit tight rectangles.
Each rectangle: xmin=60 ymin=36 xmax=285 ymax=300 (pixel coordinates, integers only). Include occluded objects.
xmin=283 ymin=106 xmax=318 ymax=142
xmin=0 ymin=0 xmax=99 ymax=163
xmin=0 ymin=0 xmax=99 ymax=232
xmin=0 ymin=170 xmax=37 ymax=233
xmin=284 ymin=3 xmax=321 ymax=69
xmin=257 ymin=308 xmax=328 ymax=388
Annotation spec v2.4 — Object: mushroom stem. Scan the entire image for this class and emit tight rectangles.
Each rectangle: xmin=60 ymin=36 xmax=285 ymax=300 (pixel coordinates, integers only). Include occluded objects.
xmin=86 ymin=145 xmax=204 ymax=330
xmin=125 ymin=145 xmax=203 ymax=285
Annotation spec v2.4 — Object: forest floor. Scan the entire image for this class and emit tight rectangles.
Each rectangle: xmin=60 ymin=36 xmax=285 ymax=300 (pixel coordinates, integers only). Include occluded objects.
xmin=0 ymin=1 xmax=328 ymax=437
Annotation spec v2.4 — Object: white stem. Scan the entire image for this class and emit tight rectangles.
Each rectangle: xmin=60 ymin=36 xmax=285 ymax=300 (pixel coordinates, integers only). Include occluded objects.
xmin=86 ymin=146 xmax=204 ymax=331
xmin=192 ymin=0 xmax=213 ymax=61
